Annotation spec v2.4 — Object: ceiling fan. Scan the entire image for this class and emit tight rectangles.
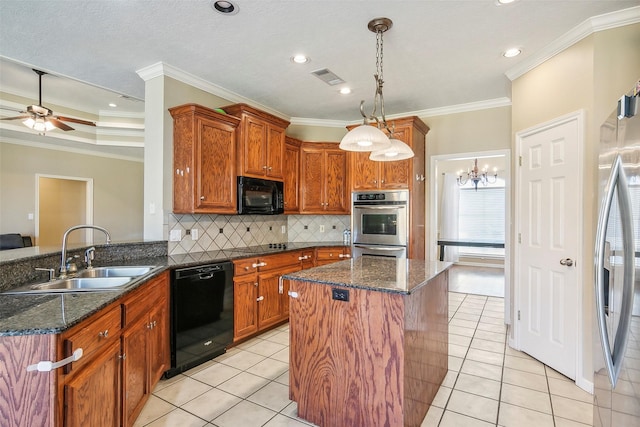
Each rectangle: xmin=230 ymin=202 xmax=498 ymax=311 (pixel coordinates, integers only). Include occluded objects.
xmin=0 ymin=69 xmax=96 ymax=132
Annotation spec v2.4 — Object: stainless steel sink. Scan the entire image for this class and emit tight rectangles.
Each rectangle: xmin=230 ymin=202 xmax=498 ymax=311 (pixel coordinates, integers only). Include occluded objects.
xmin=3 ymin=265 xmax=162 ymax=294
xmin=75 ymin=266 xmax=154 ymax=278
xmin=30 ymin=277 xmax=133 ymax=291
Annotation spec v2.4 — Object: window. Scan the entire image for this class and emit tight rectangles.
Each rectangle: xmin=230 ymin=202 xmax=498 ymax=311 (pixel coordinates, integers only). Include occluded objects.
xmin=458 ymin=183 xmax=505 ymax=257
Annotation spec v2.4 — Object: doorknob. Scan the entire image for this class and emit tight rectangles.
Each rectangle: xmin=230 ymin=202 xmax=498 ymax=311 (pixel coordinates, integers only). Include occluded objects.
xmin=560 ymin=258 xmax=574 ymax=267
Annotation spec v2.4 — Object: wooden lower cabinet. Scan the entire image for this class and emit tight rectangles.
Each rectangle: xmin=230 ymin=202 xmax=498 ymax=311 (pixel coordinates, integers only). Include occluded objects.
xmin=232 ymin=251 xmax=315 ymax=342
xmin=120 ymin=273 xmax=169 ymax=427
xmin=233 ymin=273 xmax=260 ymax=340
xmin=64 ymin=339 xmax=121 ymax=427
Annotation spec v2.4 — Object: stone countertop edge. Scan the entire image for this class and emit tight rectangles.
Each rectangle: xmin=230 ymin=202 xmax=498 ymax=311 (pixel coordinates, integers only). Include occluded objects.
xmin=282 ymin=259 xmax=453 ymax=294
xmin=0 ymin=241 xmax=347 ymax=337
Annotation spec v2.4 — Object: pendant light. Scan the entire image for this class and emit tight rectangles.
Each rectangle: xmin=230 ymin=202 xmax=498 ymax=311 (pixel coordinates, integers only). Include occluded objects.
xmin=340 ymin=18 xmax=414 ymax=161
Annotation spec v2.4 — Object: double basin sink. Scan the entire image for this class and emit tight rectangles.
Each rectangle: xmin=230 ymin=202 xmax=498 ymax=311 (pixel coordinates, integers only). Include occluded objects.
xmin=4 ymin=266 xmax=160 ymax=294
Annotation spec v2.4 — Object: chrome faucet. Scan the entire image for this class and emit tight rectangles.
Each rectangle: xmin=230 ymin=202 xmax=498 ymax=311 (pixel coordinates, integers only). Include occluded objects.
xmin=59 ymin=225 xmax=111 ymax=277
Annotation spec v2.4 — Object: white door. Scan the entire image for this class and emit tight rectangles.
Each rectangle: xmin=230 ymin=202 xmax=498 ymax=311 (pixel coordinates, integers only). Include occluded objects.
xmin=516 ymin=112 xmax=582 ymax=380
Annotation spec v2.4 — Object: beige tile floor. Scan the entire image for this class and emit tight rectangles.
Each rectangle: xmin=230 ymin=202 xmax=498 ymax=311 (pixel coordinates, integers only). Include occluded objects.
xmin=135 ymin=291 xmax=593 ymax=427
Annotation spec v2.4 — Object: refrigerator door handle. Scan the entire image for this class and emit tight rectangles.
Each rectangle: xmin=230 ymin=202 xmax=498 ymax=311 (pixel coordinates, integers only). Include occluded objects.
xmin=594 ymin=154 xmax=636 ymax=387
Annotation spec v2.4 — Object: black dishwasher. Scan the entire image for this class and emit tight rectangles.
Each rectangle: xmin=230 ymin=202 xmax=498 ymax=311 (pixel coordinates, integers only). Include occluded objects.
xmin=165 ymin=261 xmax=234 ymax=378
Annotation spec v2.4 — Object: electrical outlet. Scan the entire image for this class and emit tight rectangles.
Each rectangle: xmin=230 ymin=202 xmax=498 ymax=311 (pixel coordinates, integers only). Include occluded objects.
xmin=169 ymin=229 xmax=181 ymax=241
xmin=320 ymin=225 xmax=325 ymax=233
xmin=332 ymin=288 xmax=349 ymax=302
xmin=191 ymin=229 xmax=199 ymax=240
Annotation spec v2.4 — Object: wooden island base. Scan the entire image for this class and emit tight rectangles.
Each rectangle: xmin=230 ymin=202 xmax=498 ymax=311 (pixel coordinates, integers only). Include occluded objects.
xmin=288 ymin=268 xmax=448 ymax=427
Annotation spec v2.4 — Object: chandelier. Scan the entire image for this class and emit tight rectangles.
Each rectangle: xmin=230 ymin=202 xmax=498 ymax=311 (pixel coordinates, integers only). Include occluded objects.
xmin=457 ymin=159 xmax=498 ymax=191
xmin=339 ymin=18 xmax=414 ymax=161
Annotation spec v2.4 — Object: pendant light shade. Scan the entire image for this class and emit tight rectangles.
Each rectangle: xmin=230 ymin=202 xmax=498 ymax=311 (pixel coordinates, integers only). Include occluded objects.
xmin=369 ymin=138 xmax=414 ymax=161
xmin=339 ymin=124 xmax=391 ymax=152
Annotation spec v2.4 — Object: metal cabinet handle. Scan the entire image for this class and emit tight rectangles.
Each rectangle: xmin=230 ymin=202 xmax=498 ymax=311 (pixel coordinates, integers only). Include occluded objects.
xmin=254 ymin=282 xmax=259 ymax=287
xmin=263 ymin=165 xmax=268 ymax=170
xmin=268 ymin=166 xmax=272 ymax=171
xmin=27 ymin=348 xmax=83 ymax=372
xmin=559 ymin=258 xmax=574 ymax=267
xmin=98 ymin=330 xmax=109 ymax=338
xmin=257 ymin=296 xmax=264 ymax=302
xmin=251 ymin=262 xmax=267 ymax=268
xmin=200 ymin=196 xmax=205 ymax=200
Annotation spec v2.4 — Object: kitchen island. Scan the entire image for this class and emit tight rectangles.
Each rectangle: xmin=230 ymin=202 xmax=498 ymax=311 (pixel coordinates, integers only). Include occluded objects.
xmin=282 ymin=257 xmax=450 ymax=427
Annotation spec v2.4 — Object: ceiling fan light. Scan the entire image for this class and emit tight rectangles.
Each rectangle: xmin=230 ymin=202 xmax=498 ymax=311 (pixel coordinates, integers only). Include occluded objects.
xmin=369 ymin=138 xmax=414 ymax=161
xmin=339 ymin=124 xmax=391 ymax=152
xmin=22 ymin=118 xmax=36 ymax=128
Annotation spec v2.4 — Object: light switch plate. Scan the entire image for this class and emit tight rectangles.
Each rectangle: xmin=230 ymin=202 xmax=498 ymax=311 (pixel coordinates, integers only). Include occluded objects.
xmin=191 ymin=229 xmax=199 ymax=240
xmin=169 ymin=229 xmax=181 ymax=241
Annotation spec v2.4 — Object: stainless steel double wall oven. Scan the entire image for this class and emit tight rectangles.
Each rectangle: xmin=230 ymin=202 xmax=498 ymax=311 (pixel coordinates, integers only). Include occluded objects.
xmin=351 ymin=190 xmax=409 ymax=259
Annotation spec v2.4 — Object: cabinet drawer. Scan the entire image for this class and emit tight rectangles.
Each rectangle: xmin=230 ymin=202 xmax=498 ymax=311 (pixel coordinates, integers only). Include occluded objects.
xmin=259 ymin=252 xmax=301 ymax=271
xmin=233 ymin=258 xmax=259 ymax=276
xmin=60 ymin=304 xmax=122 ymax=374
xmin=315 ymin=247 xmax=348 ymax=261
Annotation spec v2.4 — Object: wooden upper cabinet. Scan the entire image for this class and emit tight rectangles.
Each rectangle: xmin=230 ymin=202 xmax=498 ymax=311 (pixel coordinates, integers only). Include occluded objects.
xmin=169 ymin=104 xmax=240 ymax=214
xmin=221 ymin=104 xmax=290 ymax=181
xmin=299 ymin=142 xmax=349 ymax=214
xmin=284 ymin=137 xmax=301 ymax=213
xmin=347 ymin=117 xmax=429 ymax=191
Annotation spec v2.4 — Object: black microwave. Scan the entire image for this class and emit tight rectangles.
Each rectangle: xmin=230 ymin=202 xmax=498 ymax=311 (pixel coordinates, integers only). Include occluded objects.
xmin=237 ymin=176 xmax=284 ymax=215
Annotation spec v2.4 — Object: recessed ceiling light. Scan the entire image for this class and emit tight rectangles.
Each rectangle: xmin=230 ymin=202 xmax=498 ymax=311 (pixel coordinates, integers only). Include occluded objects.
xmin=211 ymin=1 xmax=238 ymax=15
xmin=291 ymin=55 xmax=310 ymax=64
xmin=108 ymin=103 xmax=117 ymax=108
xmin=503 ymin=48 xmax=522 ymax=58
xmin=496 ymin=0 xmax=517 ymax=4
xmin=339 ymin=88 xmax=351 ymax=95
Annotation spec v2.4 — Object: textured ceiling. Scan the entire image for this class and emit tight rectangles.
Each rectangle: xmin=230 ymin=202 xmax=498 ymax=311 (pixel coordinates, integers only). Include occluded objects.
xmin=0 ymin=0 xmax=639 ymax=125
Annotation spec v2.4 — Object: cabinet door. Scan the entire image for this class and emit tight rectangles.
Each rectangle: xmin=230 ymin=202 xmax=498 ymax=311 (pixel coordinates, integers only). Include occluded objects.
xmin=64 ymin=340 xmax=121 ymax=427
xmin=277 ymin=265 xmax=302 ymax=322
xmin=324 ymin=150 xmax=349 ymax=214
xmin=299 ymin=148 xmax=325 ymax=213
xmin=283 ymin=142 xmax=300 ymax=213
xmin=233 ymin=276 xmax=259 ymax=341
xmin=380 ymin=127 xmax=411 ymax=189
xmin=266 ymin=126 xmax=285 ymax=180
xmin=196 ymin=117 xmax=237 ymax=213
xmin=257 ymin=271 xmax=282 ymax=330
xmin=241 ymin=117 xmax=267 ymax=177
xmin=148 ymin=303 xmax=169 ymax=386
xmin=121 ymin=315 xmax=148 ymax=427
xmin=350 ymin=151 xmax=380 ymax=190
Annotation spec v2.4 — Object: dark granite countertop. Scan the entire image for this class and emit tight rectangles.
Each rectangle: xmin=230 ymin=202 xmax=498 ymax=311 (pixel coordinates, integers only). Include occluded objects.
xmin=282 ymin=257 xmax=452 ymax=294
xmin=0 ymin=241 xmax=346 ymax=336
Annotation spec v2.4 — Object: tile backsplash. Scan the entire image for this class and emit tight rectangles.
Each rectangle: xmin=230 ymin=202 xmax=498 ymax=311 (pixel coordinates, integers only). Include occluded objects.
xmin=168 ymin=213 xmax=350 ymax=255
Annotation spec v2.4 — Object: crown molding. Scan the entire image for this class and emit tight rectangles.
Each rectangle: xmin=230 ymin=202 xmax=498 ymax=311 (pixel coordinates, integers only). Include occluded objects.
xmin=289 ymin=117 xmax=349 ymax=127
xmin=0 ymin=135 xmax=143 ymax=162
xmin=506 ymin=6 xmax=640 ymax=81
xmin=136 ymin=62 xmax=290 ymax=121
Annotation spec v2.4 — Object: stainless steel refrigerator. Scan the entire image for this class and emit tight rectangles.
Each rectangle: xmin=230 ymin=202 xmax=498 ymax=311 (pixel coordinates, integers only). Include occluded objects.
xmin=593 ymin=84 xmax=640 ymax=427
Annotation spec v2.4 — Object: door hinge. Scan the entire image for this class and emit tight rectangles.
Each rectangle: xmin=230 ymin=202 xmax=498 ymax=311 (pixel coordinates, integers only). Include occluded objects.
xmin=518 ymin=310 xmax=521 ymax=321
xmin=519 ymin=156 xmax=522 ymax=166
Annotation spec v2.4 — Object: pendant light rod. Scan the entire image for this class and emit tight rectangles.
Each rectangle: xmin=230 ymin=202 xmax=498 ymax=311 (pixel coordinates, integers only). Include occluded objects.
xmin=359 ymin=18 xmax=393 ymax=132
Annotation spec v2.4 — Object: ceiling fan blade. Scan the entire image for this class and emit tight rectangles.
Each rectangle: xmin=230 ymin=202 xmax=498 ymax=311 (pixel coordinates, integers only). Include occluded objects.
xmin=55 ymin=115 xmax=96 ymax=127
xmin=48 ymin=117 xmax=75 ymax=131
xmin=0 ymin=115 xmax=31 ymax=121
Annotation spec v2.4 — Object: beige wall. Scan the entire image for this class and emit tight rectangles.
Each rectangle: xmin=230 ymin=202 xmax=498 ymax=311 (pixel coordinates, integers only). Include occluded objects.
xmin=38 ymin=177 xmax=86 ymax=246
xmin=0 ymin=142 xmax=143 ymax=242
xmin=286 ymin=124 xmax=346 ymax=142
xmin=511 ymin=23 xmax=640 ymax=385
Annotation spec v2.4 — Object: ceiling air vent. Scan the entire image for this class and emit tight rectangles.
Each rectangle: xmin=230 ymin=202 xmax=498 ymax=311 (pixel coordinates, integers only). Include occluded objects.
xmin=311 ymin=68 xmax=345 ymax=86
